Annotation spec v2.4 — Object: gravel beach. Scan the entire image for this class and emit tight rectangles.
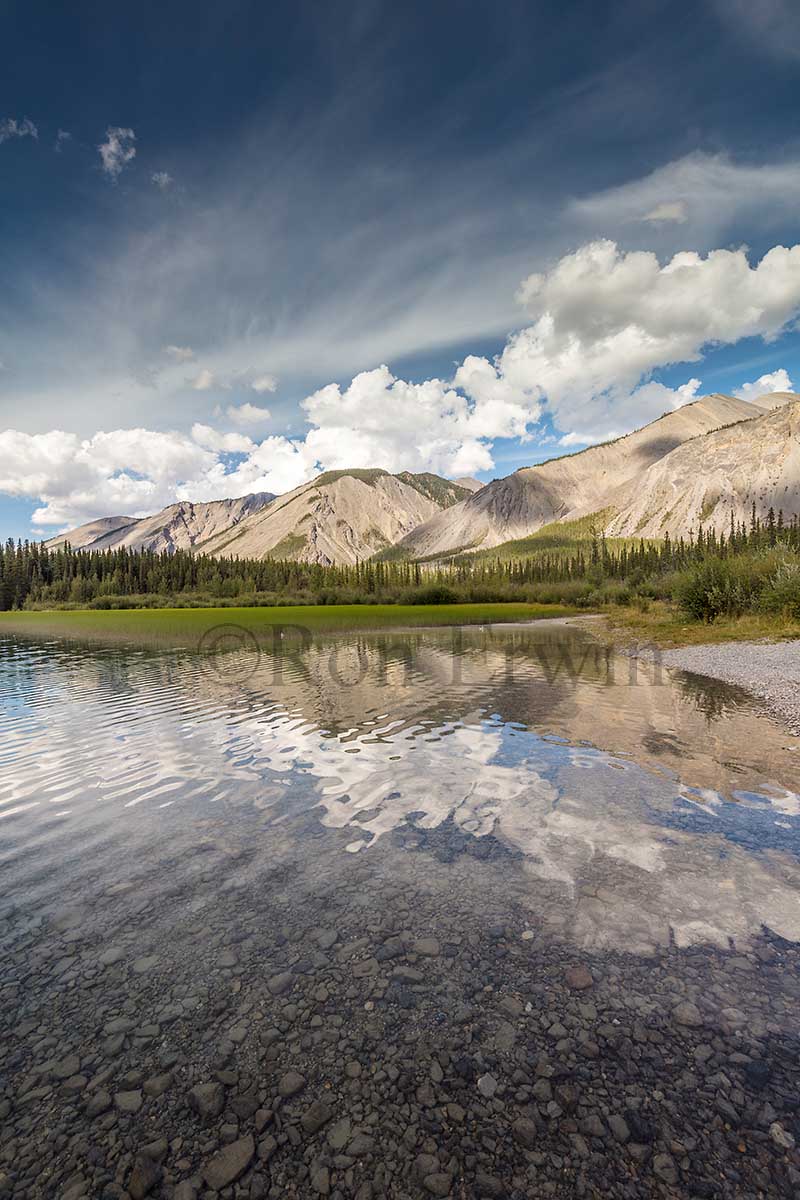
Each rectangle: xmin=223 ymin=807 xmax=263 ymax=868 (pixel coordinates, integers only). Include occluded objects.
xmin=647 ymin=640 xmax=800 ymax=736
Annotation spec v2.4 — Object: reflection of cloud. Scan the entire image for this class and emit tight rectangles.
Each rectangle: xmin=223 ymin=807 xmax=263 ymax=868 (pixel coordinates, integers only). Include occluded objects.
xmin=3 ymin=630 xmax=799 ymax=958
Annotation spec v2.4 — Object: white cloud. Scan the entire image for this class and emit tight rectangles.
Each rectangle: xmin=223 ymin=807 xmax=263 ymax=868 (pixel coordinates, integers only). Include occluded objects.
xmin=98 ymin=127 xmax=136 ymax=181
xmin=500 ymin=239 xmax=800 ymax=438
xmin=192 ymin=368 xmax=215 ymax=390
xmin=54 ymin=129 xmax=71 ymax=152
xmin=190 ymin=424 xmax=255 ymax=454
xmin=151 ymin=171 xmax=174 ymax=190
xmin=0 ymin=117 xmax=38 ymax=145
xmin=734 ymin=368 xmax=794 ymax=401
xmin=572 ymin=153 xmax=800 ymax=243
xmin=164 ymin=344 xmax=194 ymax=362
xmin=641 ymin=201 xmax=687 ymax=224
xmin=5 ymin=238 xmax=800 ymax=527
xmin=250 ymin=374 xmax=277 ymax=393
xmin=227 ymin=402 xmax=272 ymax=426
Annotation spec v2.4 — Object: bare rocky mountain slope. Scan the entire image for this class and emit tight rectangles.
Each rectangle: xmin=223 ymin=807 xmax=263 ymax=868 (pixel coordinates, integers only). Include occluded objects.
xmin=392 ymin=393 xmax=777 ymax=559
xmin=608 ymin=395 xmax=800 ymax=539
xmin=198 ymin=469 xmax=471 ymax=565
xmin=47 ymin=493 xmax=275 ymax=555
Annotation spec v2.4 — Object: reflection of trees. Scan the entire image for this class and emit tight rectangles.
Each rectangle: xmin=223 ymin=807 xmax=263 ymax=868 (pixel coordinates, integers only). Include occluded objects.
xmin=675 ymin=669 xmax=753 ymax=723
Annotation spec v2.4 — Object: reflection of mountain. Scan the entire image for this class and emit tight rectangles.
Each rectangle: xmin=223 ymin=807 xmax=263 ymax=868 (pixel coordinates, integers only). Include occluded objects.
xmin=3 ymin=625 xmax=799 ymax=957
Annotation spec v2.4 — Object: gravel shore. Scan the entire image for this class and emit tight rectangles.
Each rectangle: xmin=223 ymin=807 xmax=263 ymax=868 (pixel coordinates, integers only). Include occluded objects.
xmin=648 ymin=640 xmax=800 ymax=736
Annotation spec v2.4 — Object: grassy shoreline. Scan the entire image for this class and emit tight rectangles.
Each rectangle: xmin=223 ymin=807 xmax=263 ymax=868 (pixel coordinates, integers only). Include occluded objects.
xmin=0 ymin=601 xmax=577 ymax=647
xmin=589 ymin=600 xmax=800 ymax=650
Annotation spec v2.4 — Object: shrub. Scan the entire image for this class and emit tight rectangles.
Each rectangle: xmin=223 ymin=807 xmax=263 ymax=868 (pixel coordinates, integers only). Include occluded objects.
xmin=404 ymin=584 xmax=460 ymax=605
xmin=674 ymin=555 xmax=772 ymax=622
xmin=760 ymin=560 xmax=800 ymax=620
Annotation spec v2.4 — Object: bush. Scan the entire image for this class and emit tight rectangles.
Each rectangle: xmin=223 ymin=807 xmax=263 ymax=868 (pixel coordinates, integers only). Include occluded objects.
xmin=674 ymin=555 xmax=772 ymax=622
xmin=404 ymin=584 xmax=460 ymax=605
xmin=760 ymin=560 xmax=800 ymax=620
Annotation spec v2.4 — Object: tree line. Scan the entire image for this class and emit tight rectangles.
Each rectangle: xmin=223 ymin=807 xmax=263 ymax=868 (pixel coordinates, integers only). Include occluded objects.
xmin=1 ymin=504 xmax=799 ymax=611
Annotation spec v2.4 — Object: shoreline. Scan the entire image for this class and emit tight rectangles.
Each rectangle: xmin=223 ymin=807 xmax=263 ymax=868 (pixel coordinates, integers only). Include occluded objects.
xmin=570 ymin=614 xmax=800 ymax=737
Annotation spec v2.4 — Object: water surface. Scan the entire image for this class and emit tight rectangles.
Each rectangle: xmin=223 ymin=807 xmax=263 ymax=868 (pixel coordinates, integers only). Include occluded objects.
xmin=2 ymin=621 xmax=798 ymax=955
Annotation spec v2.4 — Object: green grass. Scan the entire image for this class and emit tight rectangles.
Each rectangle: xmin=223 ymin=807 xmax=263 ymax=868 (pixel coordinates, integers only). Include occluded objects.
xmin=598 ymin=600 xmax=800 ymax=649
xmin=0 ymin=602 xmax=577 ymax=648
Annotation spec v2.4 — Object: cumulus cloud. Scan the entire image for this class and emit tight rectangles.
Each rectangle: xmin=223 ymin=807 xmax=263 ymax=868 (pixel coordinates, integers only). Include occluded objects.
xmin=98 ymin=126 xmax=136 ymax=180
xmin=250 ymin=374 xmax=277 ymax=394
xmin=734 ymin=368 xmax=794 ymax=401
xmin=641 ymin=201 xmax=687 ymax=224
xmin=498 ymin=239 xmax=800 ymax=437
xmin=0 ymin=117 xmax=38 ymax=145
xmin=164 ymin=344 xmax=194 ymax=362
xmin=227 ymin=402 xmax=272 ymax=427
xmin=190 ymin=424 xmax=255 ymax=454
xmin=5 ymin=238 xmax=800 ymax=527
xmin=151 ymin=171 xmax=174 ymax=190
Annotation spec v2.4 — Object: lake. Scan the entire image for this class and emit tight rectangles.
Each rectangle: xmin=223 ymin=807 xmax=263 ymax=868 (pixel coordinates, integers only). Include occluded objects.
xmin=1 ymin=620 xmax=799 ymax=1197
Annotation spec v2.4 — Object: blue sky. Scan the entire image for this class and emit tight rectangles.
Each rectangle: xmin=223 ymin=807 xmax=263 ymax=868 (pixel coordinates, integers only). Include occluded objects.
xmin=2 ymin=0 xmax=800 ymax=538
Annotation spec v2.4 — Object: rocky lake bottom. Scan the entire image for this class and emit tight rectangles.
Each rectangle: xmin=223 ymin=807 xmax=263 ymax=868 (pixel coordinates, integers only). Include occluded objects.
xmin=1 ymin=622 xmax=799 ymax=1199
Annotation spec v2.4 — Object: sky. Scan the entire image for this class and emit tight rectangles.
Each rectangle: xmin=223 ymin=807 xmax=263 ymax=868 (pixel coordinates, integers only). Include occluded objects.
xmin=2 ymin=0 xmax=800 ymax=538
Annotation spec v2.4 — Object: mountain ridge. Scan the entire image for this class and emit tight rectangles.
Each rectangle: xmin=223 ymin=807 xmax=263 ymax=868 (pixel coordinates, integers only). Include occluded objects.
xmin=390 ymin=393 xmax=764 ymax=559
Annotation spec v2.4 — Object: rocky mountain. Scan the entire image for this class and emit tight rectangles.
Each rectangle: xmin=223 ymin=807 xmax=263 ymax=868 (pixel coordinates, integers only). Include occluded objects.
xmin=392 ymin=393 xmax=762 ymax=559
xmin=607 ymin=395 xmax=800 ymax=539
xmin=198 ymin=469 xmax=472 ymax=565
xmin=47 ymin=493 xmax=275 ymax=554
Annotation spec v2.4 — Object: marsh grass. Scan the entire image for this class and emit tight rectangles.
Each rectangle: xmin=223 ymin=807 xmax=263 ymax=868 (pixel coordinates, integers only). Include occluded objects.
xmin=0 ymin=601 xmax=576 ymax=648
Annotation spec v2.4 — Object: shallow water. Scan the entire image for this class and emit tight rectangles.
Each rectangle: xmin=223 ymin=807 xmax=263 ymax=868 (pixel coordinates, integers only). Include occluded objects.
xmin=2 ymin=622 xmax=798 ymax=955
xmin=1 ymin=621 xmax=799 ymax=1197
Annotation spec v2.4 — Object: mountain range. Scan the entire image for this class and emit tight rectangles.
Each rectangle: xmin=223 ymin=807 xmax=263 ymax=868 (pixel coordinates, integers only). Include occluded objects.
xmin=49 ymin=391 xmax=800 ymax=563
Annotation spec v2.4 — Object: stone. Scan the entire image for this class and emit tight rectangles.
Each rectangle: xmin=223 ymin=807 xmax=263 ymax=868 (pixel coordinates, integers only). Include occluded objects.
xmin=653 ymin=1153 xmax=678 ymax=1185
xmin=512 ymin=1118 xmax=538 ymax=1149
xmin=477 ymin=1073 xmax=497 ymax=1098
xmin=301 ymin=1099 xmax=334 ymax=1134
xmin=267 ymin=971 xmax=294 ymax=995
xmin=114 ymin=1089 xmax=142 ymax=1114
xmin=770 ymin=1122 xmax=796 ymax=1150
xmin=347 ymin=1133 xmax=376 ymax=1156
xmin=474 ymin=1173 xmax=504 ymax=1197
xmin=327 ymin=1117 xmax=352 ymax=1150
xmin=86 ymin=1089 xmax=112 ymax=1117
xmin=143 ymin=1071 xmax=172 ymax=1098
xmin=53 ymin=1054 xmax=80 ymax=1079
xmin=278 ymin=1070 xmax=306 ymax=1098
xmin=203 ymin=1134 xmax=255 ymax=1190
xmin=414 ymin=938 xmax=441 ymax=957
xmin=310 ymin=1164 xmax=330 ymax=1194
xmin=423 ymin=1173 xmax=452 ymax=1197
xmin=187 ymin=1080 xmax=225 ymax=1120
xmin=98 ymin=946 xmax=126 ymax=966
xmin=564 ymin=965 xmax=593 ymax=990
xmin=132 ymin=955 xmax=159 ymax=975
xmin=499 ymin=995 xmax=524 ymax=1018
xmin=672 ymin=1001 xmax=703 ymax=1027
xmin=173 ymin=1184 xmax=196 ymax=1200
xmin=608 ymin=1114 xmax=630 ymax=1144
xmin=128 ymin=1154 xmax=162 ymax=1200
